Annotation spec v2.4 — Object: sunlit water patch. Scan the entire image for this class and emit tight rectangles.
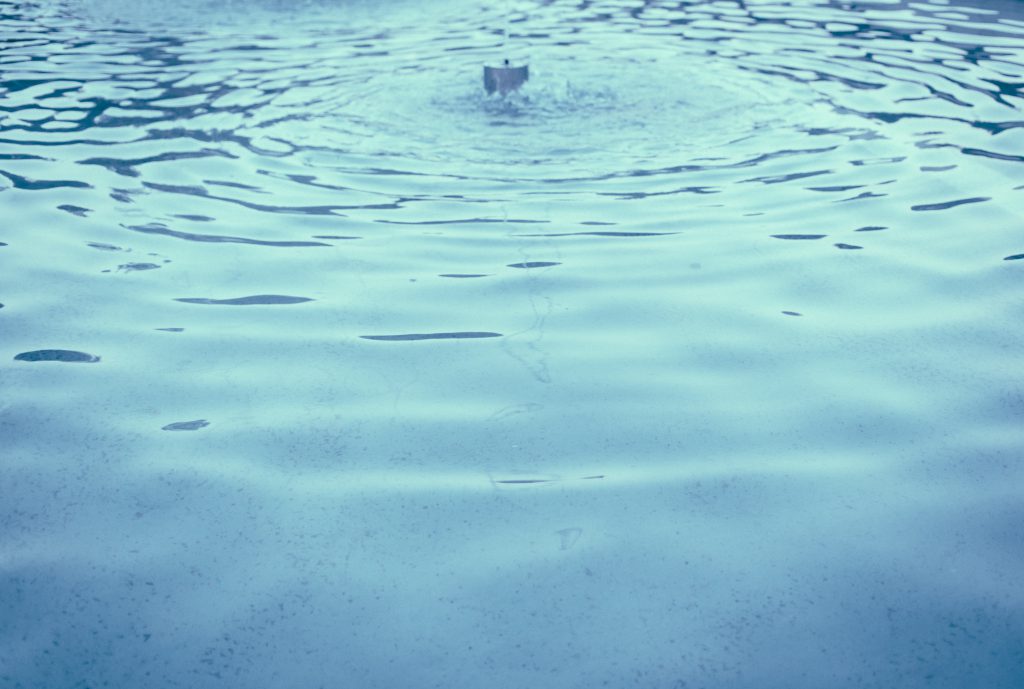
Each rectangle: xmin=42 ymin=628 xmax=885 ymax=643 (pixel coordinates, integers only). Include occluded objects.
xmin=2 ymin=1 xmax=1024 ymax=687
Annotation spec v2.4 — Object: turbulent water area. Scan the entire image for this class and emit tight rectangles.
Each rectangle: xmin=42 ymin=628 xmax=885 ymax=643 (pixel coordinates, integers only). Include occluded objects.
xmin=2 ymin=0 xmax=1023 ymax=687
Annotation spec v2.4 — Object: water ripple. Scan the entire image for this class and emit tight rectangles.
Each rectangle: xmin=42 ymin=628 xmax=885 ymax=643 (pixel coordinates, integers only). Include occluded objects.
xmin=14 ymin=349 xmax=100 ymax=362
xmin=174 ymin=295 xmax=314 ymax=305
xmin=125 ymin=222 xmax=330 ymax=247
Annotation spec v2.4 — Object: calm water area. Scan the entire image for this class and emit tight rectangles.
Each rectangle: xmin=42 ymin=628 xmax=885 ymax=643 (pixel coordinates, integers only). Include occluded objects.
xmin=2 ymin=0 xmax=1023 ymax=687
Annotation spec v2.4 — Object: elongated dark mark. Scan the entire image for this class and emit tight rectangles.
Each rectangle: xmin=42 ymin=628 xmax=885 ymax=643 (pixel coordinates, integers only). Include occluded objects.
xmin=771 ymin=234 xmax=826 ymax=240
xmin=0 ymin=170 xmax=91 ymax=190
xmin=142 ymin=182 xmax=353 ymax=216
xmin=743 ymin=169 xmax=832 ymax=184
xmin=507 ymin=261 xmax=561 ymax=269
xmin=782 ymin=311 xmax=803 ymax=317
xmin=360 ymin=332 xmax=502 ymax=341
xmin=835 ymin=243 xmax=863 ymax=250
xmin=175 ymin=295 xmax=313 ymax=305
xmin=962 ymin=148 xmax=1024 ymax=163
xmin=911 ymin=197 xmax=990 ymax=211
xmin=517 ymin=232 xmax=675 ymax=238
xmin=58 ymin=204 xmax=91 ymax=217
xmin=378 ymin=217 xmax=548 ymax=225
xmin=439 ymin=274 xmax=489 ymax=278
xmin=855 ymin=226 xmax=887 ymax=232
xmin=14 ymin=349 xmax=100 ymax=363
xmin=79 ymin=150 xmax=235 ymax=178
xmin=125 ymin=223 xmax=330 ymax=247
xmin=808 ymin=185 xmax=864 ymax=192
xmin=1004 ymin=254 xmax=1024 ymax=261
xmin=162 ymin=419 xmax=209 ymax=431
xmin=495 ymin=479 xmax=552 ymax=484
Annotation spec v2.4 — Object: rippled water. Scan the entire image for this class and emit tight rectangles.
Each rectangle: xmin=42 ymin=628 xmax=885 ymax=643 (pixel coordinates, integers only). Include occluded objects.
xmin=3 ymin=0 xmax=1024 ymax=686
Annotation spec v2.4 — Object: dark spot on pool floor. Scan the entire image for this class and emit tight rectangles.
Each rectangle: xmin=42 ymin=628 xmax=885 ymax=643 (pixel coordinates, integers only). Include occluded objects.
xmin=14 ymin=349 xmax=101 ymax=363
xmin=175 ymin=295 xmax=314 ymax=305
xmin=162 ymin=419 xmax=209 ymax=431
xmin=361 ymin=332 xmax=502 ymax=341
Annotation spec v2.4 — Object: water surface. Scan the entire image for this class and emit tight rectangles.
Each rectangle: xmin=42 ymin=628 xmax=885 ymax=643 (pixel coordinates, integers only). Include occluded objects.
xmin=2 ymin=1 xmax=1024 ymax=687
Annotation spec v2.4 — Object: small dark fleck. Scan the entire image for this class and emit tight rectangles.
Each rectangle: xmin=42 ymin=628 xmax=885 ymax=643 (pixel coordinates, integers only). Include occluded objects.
xmin=771 ymin=234 xmax=826 ymax=240
xmin=782 ymin=311 xmax=802 ymax=317
xmin=156 ymin=327 xmax=184 ymax=332
xmin=439 ymin=274 xmax=489 ymax=278
xmin=835 ymin=243 xmax=863 ymax=250
xmin=312 ymin=235 xmax=360 ymax=240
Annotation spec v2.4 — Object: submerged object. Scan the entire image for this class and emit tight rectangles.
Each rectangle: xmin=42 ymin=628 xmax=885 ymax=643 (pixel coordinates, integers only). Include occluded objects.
xmin=484 ymin=59 xmax=529 ymax=96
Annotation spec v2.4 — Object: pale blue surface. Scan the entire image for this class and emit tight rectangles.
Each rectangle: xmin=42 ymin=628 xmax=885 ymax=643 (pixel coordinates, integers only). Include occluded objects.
xmin=2 ymin=1 xmax=1024 ymax=687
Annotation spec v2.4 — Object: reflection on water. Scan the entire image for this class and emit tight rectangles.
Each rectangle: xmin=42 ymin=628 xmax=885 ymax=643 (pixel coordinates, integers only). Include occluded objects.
xmin=2 ymin=0 xmax=1024 ymax=687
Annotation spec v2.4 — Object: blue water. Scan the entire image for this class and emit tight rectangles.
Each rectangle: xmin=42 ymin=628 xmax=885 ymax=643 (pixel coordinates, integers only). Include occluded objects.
xmin=2 ymin=0 xmax=1023 ymax=687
